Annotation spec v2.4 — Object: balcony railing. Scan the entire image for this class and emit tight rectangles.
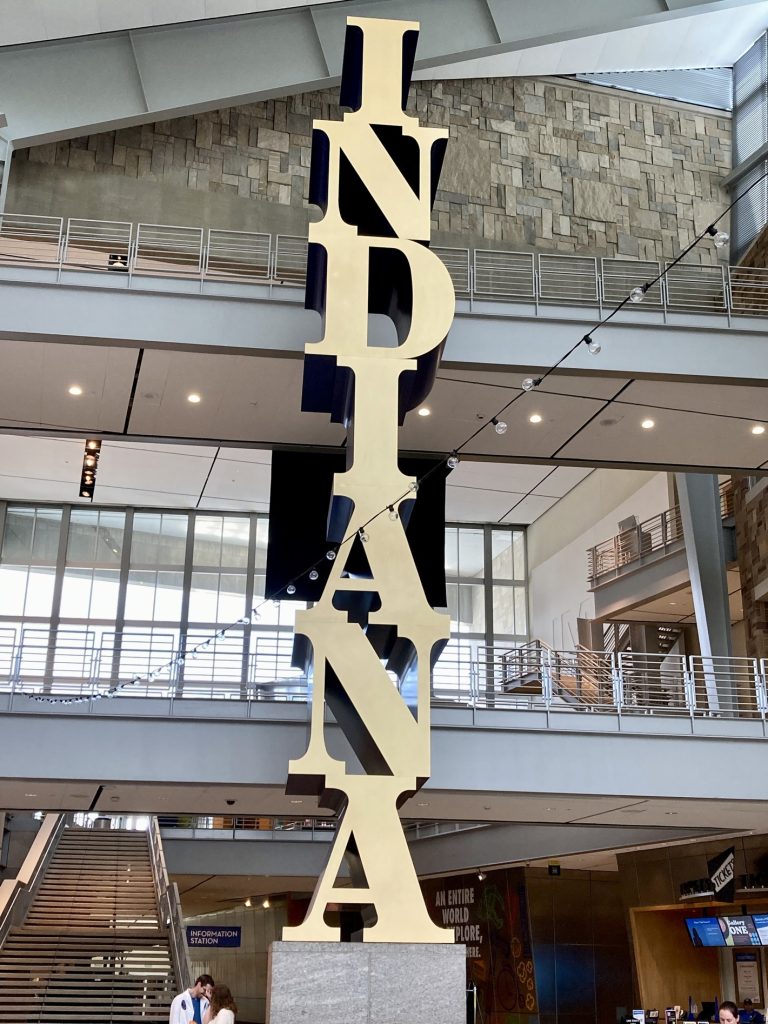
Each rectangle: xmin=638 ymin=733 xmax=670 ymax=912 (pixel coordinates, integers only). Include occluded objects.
xmin=587 ymin=480 xmax=734 ymax=586
xmin=1 ymin=628 xmax=767 ymax=724
xmin=0 ymin=211 xmax=764 ymax=319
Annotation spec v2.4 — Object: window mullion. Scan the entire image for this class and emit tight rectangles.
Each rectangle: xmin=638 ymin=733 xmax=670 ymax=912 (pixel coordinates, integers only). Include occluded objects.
xmin=176 ymin=512 xmax=196 ymax=696
xmin=44 ymin=504 xmax=71 ymax=690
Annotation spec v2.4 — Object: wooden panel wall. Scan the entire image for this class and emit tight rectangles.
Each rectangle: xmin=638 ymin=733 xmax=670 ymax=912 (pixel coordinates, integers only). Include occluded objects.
xmin=631 ymin=908 xmax=721 ymax=1010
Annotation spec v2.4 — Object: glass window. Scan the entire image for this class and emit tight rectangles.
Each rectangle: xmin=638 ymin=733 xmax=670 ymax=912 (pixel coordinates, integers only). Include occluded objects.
xmin=254 ymin=517 xmax=268 ymax=570
xmin=492 ymin=584 xmax=527 ymax=637
xmin=193 ymin=515 xmax=249 ymax=569
xmin=60 ymin=568 xmax=120 ymax=620
xmin=126 ymin=514 xmax=187 ymax=622
xmin=130 ymin=513 xmax=188 ymax=567
xmin=490 ymin=529 xmax=525 ymax=581
xmin=125 ymin=570 xmax=184 ymax=621
xmin=446 ymin=582 xmax=485 ymax=634
xmin=457 ymin=528 xmax=484 ymax=580
xmin=59 ymin=510 xmax=125 ymax=620
xmin=189 ymin=571 xmax=247 ymax=623
xmin=189 ymin=515 xmax=250 ymax=624
xmin=0 ymin=507 xmax=62 ymax=617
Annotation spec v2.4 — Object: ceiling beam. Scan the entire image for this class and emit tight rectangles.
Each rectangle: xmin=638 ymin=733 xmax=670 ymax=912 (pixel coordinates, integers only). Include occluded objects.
xmin=0 ymin=0 xmax=761 ymax=148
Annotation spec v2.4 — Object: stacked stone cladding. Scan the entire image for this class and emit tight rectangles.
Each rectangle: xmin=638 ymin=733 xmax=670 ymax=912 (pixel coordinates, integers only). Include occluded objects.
xmin=732 ymin=478 xmax=768 ymax=661
xmin=14 ymin=77 xmax=731 ymax=260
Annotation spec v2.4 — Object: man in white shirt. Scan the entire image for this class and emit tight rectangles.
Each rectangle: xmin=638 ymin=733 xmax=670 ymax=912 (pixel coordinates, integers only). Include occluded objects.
xmin=169 ymin=975 xmax=214 ymax=1024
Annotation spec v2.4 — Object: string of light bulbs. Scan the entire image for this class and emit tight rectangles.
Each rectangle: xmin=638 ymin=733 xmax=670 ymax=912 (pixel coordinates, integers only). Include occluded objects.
xmin=23 ymin=168 xmax=767 ymax=704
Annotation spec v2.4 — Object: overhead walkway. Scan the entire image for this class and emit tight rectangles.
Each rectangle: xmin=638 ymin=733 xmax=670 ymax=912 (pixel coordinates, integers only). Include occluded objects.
xmin=586 ymin=479 xmax=736 ymax=618
xmin=157 ymin=815 xmax=723 ymax=881
xmin=0 ymin=629 xmax=764 ymax=720
xmin=2 ymin=641 xmax=768 ymax=829
xmin=0 ymin=212 xmax=766 ymax=387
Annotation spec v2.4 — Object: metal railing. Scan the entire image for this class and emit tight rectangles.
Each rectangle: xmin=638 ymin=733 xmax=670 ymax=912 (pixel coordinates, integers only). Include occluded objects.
xmin=587 ymin=480 xmax=733 ymax=586
xmin=0 ymin=814 xmax=64 ymax=952
xmin=158 ymin=815 xmax=337 ymax=837
xmin=0 ymin=211 xmax=765 ymax=320
xmin=149 ymin=817 xmax=192 ymax=991
xmin=156 ymin=816 xmax=477 ymax=840
xmin=2 ymin=629 xmax=768 ymax=724
xmin=488 ymin=640 xmax=768 ymax=720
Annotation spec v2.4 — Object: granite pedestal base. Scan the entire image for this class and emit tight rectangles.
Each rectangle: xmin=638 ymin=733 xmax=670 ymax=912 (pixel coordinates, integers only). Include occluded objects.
xmin=266 ymin=941 xmax=466 ymax=1024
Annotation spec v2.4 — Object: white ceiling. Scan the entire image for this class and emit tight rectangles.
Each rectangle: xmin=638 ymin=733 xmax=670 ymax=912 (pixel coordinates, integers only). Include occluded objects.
xmin=0 ymin=339 xmax=765 ymax=522
xmin=0 ymin=0 xmax=340 ymax=45
xmin=421 ymin=4 xmax=768 ymax=79
xmin=2 ymin=0 xmax=765 ymax=76
xmin=0 ymin=434 xmax=593 ymax=524
xmin=617 ymin=570 xmax=744 ymax=626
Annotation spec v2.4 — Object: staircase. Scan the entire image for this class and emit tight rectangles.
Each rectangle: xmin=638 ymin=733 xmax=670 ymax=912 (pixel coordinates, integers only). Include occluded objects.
xmin=0 ymin=827 xmax=176 ymax=1023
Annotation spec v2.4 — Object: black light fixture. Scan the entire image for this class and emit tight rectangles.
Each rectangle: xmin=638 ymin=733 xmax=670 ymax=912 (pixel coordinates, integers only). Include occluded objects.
xmin=79 ymin=439 xmax=101 ymax=500
xmin=107 ymin=253 xmax=129 ymax=272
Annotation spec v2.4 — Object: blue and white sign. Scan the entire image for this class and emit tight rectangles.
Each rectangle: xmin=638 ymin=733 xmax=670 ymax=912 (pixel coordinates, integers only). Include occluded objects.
xmin=186 ymin=926 xmax=241 ymax=948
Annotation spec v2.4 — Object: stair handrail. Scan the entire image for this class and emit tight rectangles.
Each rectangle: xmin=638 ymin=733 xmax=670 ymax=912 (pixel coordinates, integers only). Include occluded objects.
xmin=149 ymin=815 xmax=192 ymax=991
xmin=0 ymin=812 xmax=64 ymax=951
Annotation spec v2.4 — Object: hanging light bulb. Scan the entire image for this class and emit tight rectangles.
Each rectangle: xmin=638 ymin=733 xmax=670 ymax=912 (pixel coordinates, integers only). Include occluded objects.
xmin=388 ymin=506 xmax=399 ymax=521
xmin=326 ymin=550 xmax=336 ymax=561
xmin=409 ymin=481 xmax=419 ymax=492
xmin=309 ymin=568 xmax=319 ymax=581
xmin=447 ymin=453 xmax=459 ymax=470
xmin=521 ymin=377 xmax=538 ymax=392
xmin=707 ymin=224 xmax=729 ymax=248
xmin=629 ymin=284 xmax=648 ymax=303
xmin=286 ymin=583 xmax=296 ymax=596
xmin=359 ymin=529 xmax=369 ymax=543
xmin=583 ymin=333 xmax=601 ymax=355
xmin=491 ymin=417 xmax=508 ymax=435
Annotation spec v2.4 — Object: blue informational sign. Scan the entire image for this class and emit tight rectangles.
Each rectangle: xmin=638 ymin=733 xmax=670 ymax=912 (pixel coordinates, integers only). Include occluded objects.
xmin=186 ymin=926 xmax=241 ymax=948
xmin=685 ymin=917 xmax=726 ymax=947
xmin=752 ymin=913 xmax=768 ymax=945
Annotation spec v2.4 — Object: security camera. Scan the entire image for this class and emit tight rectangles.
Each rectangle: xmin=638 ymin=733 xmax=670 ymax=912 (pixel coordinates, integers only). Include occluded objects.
xmin=226 ymin=799 xmax=236 ymax=806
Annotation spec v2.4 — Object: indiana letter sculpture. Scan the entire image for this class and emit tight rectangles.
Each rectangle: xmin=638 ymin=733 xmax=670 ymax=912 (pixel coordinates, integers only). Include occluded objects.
xmin=284 ymin=16 xmax=455 ymax=943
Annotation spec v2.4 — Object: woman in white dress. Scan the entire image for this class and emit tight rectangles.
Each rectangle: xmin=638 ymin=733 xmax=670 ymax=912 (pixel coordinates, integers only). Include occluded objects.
xmin=206 ymin=984 xmax=237 ymax=1024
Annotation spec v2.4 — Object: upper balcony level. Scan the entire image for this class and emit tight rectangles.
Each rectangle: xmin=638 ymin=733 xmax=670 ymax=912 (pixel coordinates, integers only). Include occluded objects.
xmin=586 ymin=479 xmax=735 ymax=589
xmin=2 ymin=212 xmax=766 ymax=323
xmin=2 ymin=212 xmax=768 ymax=475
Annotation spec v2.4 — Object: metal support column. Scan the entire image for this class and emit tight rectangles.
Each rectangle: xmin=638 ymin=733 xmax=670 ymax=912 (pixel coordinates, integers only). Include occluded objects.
xmin=675 ymin=473 xmax=732 ymax=711
xmin=0 ymin=140 xmax=12 ymax=216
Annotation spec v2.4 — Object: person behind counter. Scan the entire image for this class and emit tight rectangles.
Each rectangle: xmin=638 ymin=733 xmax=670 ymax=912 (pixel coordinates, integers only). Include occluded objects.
xmin=741 ymin=1000 xmax=766 ymax=1024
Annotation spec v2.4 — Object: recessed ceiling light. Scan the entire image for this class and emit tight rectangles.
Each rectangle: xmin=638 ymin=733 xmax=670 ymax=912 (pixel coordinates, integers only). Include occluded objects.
xmin=289 ymin=799 xmax=303 ymax=805
xmin=751 ymin=424 xmax=766 ymax=435
xmin=669 ymin=601 xmax=677 ymax=606
xmin=641 ymin=418 xmax=655 ymax=430
xmin=528 ymin=413 xmax=543 ymax=424
xmin=24 ymin=793 xmax=37 ymax=798
xmin=417 ymin=407 xmax=431 ymax=417
xmin=68 ymin=385 xmax=83 ymax=396
xmin=187 ymin=393 xmax=202 ymax=404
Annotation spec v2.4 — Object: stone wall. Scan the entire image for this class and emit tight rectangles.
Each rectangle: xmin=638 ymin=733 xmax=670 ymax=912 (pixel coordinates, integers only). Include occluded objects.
xmin=732 ymin=478 xmax=768 ymax=660
xmin=10 ymin=77 xmax=731 ymax=259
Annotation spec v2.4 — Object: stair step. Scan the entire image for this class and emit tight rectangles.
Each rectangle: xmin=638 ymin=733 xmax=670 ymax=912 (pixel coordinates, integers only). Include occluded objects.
xmin=0 ymin=828 xmax=176 ymax=1023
